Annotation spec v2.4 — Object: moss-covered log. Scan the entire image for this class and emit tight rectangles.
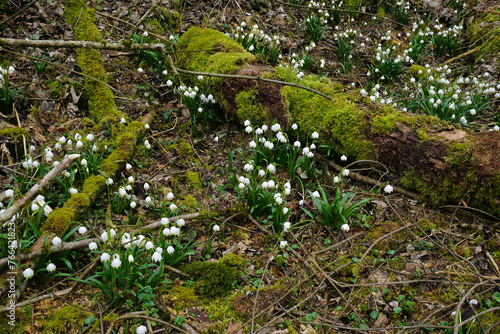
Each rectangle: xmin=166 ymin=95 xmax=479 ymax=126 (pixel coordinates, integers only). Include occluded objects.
xmin=177 ymin=27 xmax=500 ymax=216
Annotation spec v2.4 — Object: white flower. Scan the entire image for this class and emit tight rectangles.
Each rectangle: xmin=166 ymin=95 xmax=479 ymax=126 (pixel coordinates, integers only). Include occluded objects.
xmin=138 ymin=68 xmax=143 ymax=73
xmin=106 ymin=178 xmax=114 ymax=186
xmin=163 ymin=228 xmax=171 ymax=236
xmin=130 ymin=201 xmax=137 ymax=208
xmin=59 ymin=136 xmax=66 ymax=144
xmin=283 ymin=207 xmax=289 ymax=214
xmin=169 ymin=203 xmax=177 ymax=211
xmin=311 ymin=191 xmax=320 ymax=198
xmin=167 ymin=80 xmax=173 ymax=86
xmin=101 ymin=252 xmax=111 ymax=262
xmin=100 ymin=231 xmax=109 ymax=242
xmin=291 ymin=123 xmax=298 ymax=130
xmin=245 ymin=126 xmax=253 ymax=133
xmin=170 ymin=226 xmax=180 ymax=235
xmin=161 ymin=217 xmax=169 ymax=225
xmin=342 ymin=169 xmax=350 ymax=176
xmin=111 ymin=254 xmax=122 ymax=269
xmin=81 ymin=158 xmax=87 ymax=166
xmin=86 ymin=134 xmax=94 ymax=141
xmin=271 ymin=123 xmax=281 ymax=132
xmin=121 ymin=117 xmax=126 ymax=124
xmin=284 ymin=221 xmax=291 ymax=232
xmin=275 ymin=197 xmax=283 ymax=205
xmin=78 ymin=226 xmax=87 ymax=235
xmin=176 ymin=218 xmax=185 ymax=227
xmin=4 ymin=189 xmax=14 ymax=197
xmin=311 ymin=131 xmax=319 ymax=139
xmin=145 ymin=196 xmax=152 ymax=203
xmin=384 ymin=185 xmax=394 ymax=193
xmin=152 ymin=251 xmax=162 ymax=262
xmin=280 ymin=240 xmax=288 ymax=248
xmin=167 ymin=246 xmax=175 ymax=254
xmin=258 ymin=169 xmax=266 ymax=177
xmin=156 ymin=247 xmax=163 ymax=254
xmin=198 ymin=75 xmax=203 ymax=80
xmin=145 ymin=123 xmax=150 ymax=129
xmin=239 ymin=182 xmax=245 ymax=189
xmin=341 ymin=224 xmax=350 ymax=232
xmin=470 ymin=109 xmax=476 ymax=115
xmin=119 ymin=187 xmax=127 ymax=197
xmin=128 ymin=255 xmax=134 ymax=262
xmin=52 ymin=236 xmax=62 ymax=246
xmin=213 ymin=225 xmax=220 ymax=232
xmin=248 ymin=45 xmax=254 ymax=52
xmin=244 ymin=163 xmax=254 ymax=171
xmin=166 ymin=192 xmax=174 ymax=200
xmin=341 ymin=155 xmax=347 ymax=161
xmin=31 ymin=202 xmax=39 ymax=211
xmin=267 ymin=164 xmax=276 ymax=173
xmin=88 ymin=242 xmax=98 ymax=250
xmin=249 ymin=140 xmax=257 ymax=148
xmin=23 ymin=268 xmax=34 ymax=279
xmin=268 ymin=180 xmax=276 ymax=188
xmin=126 ymin=163 xmax=132 ymax=170
xmin=47 ymin=263 xmax=56 ymax=272
xmin=145 ymin=241 xmax=154 ymax=250
xmin=470 ymin=299 xmax=478 ymax=306
xmin=69 ymin=187 xmax=78 ymax=195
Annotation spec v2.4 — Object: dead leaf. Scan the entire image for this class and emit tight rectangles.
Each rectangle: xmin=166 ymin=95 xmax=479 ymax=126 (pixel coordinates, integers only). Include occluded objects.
xmin=226 ymin=321 xmax=243 ymax=334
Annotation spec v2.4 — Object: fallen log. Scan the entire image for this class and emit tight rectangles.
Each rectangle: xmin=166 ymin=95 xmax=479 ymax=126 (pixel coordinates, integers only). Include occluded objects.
xmin=175 ymin=27 xmax=500 ymax=217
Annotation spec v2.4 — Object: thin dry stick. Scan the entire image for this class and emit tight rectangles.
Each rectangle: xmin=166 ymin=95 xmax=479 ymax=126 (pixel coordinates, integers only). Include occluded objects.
xmin=0 ymin=154 xmax=80 ymax=226
xmin=0 ymin=1 xmax=36 ymax=26
xmin=127 ymin=0 xmax=163 ymax=40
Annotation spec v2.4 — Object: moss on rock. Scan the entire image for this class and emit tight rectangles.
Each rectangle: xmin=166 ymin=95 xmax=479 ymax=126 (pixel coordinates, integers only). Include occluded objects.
xmin=40 ymin=305 xmax=91 ymax=333
xmin=235 ymin=89 xmax=269 ymax=125
xmin=468 ymin=9 xmax=500 ymax=62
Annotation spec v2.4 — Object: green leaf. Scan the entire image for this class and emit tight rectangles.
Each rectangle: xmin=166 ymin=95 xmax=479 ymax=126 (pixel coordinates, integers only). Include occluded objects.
xmin=492 ymin=292 xmax=500 ymax=303
xmin=370 ymin=310 xmax=378 ymax=319
xmin=84 ymin=316 xmax=95 ymax=325
xmin=393 ymin=307 xmax=402 ymax=314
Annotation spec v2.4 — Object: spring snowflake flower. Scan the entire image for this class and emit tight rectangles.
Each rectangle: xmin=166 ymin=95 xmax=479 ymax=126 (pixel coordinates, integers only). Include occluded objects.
xmin=198 ymin=75 xmax=203 ymax=80
xmin=52 ymin=236 xmax=62 ymax=246
xmin=283 ymin=207 xmax=289 ymax=214
xmin=170 ymin=226 xmax=180 ymax=235
xmin=470 ymin=299 xmax=478 ymax=306
xmin=145 ymin=196 xmax=152 ymax=203
xmin=470 ymin=109 xmax=476 ymax=115
xmin=311 ymin=191 xmax=320 ymax=198
xmin=101 ymin=252 xmax=111 ymax=262
xmin=284 ymin=221 xmax=291 ymax=232
xmin=169 ymin=203 xmax=177 ymax=211
xmin=166 ymin=192 xmax=174 ymax=200
xmin=111 ymin=254 xmax=122 ymax=269
xmin=384 ymin=185 xmax=394 ymax=193
xmin=59 ymin=136 xmax=66 ymax=144
xmin=137 ymin=68 xmax=143 ymax=73
xmin=69 ymin=187 xmax=78 ymax=195
xmin=248 ymin=45 xmax=254 ymax=52
xmin=128 ymin=255 xmax=134 ymax=262
xmin=105 ymin=178 xmax=113 ymax=186
xmin=165 ymin=246 xmax=174 ymax=255
xmin=125 ymin=163 xmax=132 ymax=170
xmin=341 ymin=155 xmax=347 ymax=161
xmin=163 ymin=228 xmax=171 ymax=236
xmin=161 ymin=217 xmax=169 ymax=225
xmin=342 ymin=169 xmax=350 ymax=176
xmin=244 ymin=163 xmax=254 ymax=171
xmin=249 ymin=140 xmax=257 ymax=148
xmin=271 ymin=123 xmax=281 ymax=132
xmin=267 ymin=164 xmax=276 ymax=174
xmin=4 ymin=189 xmax=14 ymax=197
xmin=311 ymin=132 xmax=319 ymax=139
xmin=245 ymin=126 xmax=253 ymax=133
xmin=176 ymin=218 xmax=185 ymax=227
xmin=31 ymin=202 xmax=39 ymax=211
xmin=86 ymin=134 xmax=94 ymax=141
xmin=78 ymin=226 xmax=87 ymax=235
xmin=130 ymin=201 xmax=137 ymax=208
xmin=88 ymin=242 xmax=98 ymax=250
xmin=156 ymin=247 xmax=163 ymax=254
xmin=280 ymin=240 xmax=288 ymax=248
xmin=341 ymin=224 xmax=350 ymax=232
xmin=47 ymin=263 xmax=56 ymax=273
xmin=213 ymin=224 xmax=220 ymax=232
xmin=120 ymin=117 xmax=126 ymax=124
xmin=239 ymin=182 xmax=245 ymax=189
xmin=144 ymin=140 xmax=151 ymax=149
xmin=258 ymin=169 xmax=266 ymax=177
xmin=152 ymin=251 xmax=162 ymax=262
xmin=275 ymin=197 xmax=283 ymax=205
xmin=145 ymin=123 xmax=150 ymax=130
xmin=334 ymin=176 xmax=340 ymax=183
xmin=145 ymin=241 xmax=154 ymax=250
xmin=167 ymin=80 xmax=173 ymax=86
xmin=118 ymin=187 xmax=127 ymax=197
xmin=23 ymin=268 xmax=34 ymax=279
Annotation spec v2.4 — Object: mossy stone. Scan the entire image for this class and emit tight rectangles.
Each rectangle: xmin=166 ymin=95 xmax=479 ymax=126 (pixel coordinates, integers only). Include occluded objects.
xmin=181 ymin=260 xmax=241 ymax=298
xmin=235 ymin=89 xmax=269 ymax=125
xmin=184 ymin=171 xmax=202 ymax=190
xmin=40 ymin=306 xmax=91 ymax=333
xmin=180 ymin=194 xmax=198 ymax=208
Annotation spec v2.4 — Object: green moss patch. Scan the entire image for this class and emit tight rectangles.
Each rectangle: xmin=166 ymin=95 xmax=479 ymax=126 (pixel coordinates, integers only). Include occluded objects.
xmin=468 ymin=8 xmax=500 ymax=62
xmin=65 ymin=0 xmax=122 ymax=122
xmin=40 ymin=305 xmax=91 ymax=333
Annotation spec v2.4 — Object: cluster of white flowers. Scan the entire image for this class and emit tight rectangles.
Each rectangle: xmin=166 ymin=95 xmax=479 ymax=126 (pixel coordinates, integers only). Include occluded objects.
xmin=0 ymin=65 xmax=15 ymax=89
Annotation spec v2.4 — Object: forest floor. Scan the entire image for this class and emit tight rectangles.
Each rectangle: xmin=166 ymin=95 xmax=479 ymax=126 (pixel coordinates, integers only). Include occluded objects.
xmin=0 ymin=0 xmax=499 ymax=333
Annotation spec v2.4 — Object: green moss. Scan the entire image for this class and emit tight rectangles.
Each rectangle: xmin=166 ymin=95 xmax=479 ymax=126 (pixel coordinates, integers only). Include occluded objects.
xmin=181 ymin=260 xmax=241 ymax=298
xmin=156 ymin=7 xmax=182 ymax=31
xmin=0 ymin=126 xmax=29 ymax=141
xmin=468 ymin=10 xmax=500 ymax=61
xmin=184 ymin=171 xmax=202 ymax=190
xmin=40 ymin=306 xmax=91 ymax=333
xmin=219 ymin=253 xmax=248 ymax=270
xmin=234 ymin=89 xmax=269 ymax=125
xmin=0 ymin=305 xmax=30 ymax=333
xmin=177 ymin=138 xmax=193 ymax=162
xmin=280 ymin=70 xmax=373 ymax=160
xmin=180 ymin=194 xmax=198 ymax=208
xmin=65 ymin=0 xmax=122 ymax=121
xmin=177 ymin=27 xmax=256 ymax=87
xmin=371 ymin=111 xmax=446 ymax=135
xmin=169 ymin=285 xmax=199 ymax=311
xmin=43 ymin=193 xmax=90 ymax=234
xmin=408 ymin=65 xmax=429 ymax=79
xmin=82 ymin=175 xmax=106 ymax=202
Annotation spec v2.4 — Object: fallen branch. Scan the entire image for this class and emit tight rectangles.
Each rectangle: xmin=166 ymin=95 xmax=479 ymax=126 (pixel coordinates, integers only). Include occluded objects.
xmin=126 ymin=0 xmax=163 ymax=40
xmin=0 ymin=212 xmax=199 ymax=267
xmin=0 ymin=154 xmax=80 ymax=226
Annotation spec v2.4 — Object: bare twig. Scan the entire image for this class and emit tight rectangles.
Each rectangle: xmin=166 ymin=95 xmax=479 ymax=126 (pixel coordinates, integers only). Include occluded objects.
xmin=127 ymin=0 xmax=163 ymax=40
